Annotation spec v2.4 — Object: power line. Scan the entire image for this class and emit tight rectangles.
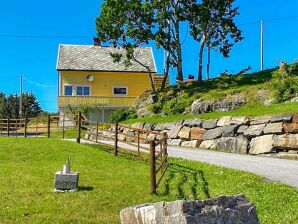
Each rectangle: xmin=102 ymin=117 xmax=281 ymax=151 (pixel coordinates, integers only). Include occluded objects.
xmin=23 ymin=76 xmax=57 ymax=88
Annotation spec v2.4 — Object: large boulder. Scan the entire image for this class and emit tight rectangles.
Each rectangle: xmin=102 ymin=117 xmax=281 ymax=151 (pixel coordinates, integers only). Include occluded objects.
xmin=283 ymin=123 xmax=298 ymax=133
xmin=120 ymin=195 xmax=259 ymax=224
xmin=168 ymin=124 xmax=183 ymax=139
xmin=222 ymin=125 xmax=239 ymax=137
xmin=199 ymin=140 xmax=218 ymax=150
xmin=181 ymin=140 xmax=201 ymax=148
xmin=243 ymin=124 xmax=266 ymax=138
xmin=167 ymin=139 xmax=182 ymax=146
xmin=217 ymin=116 xmax=232 ymax=126
xmin=202 ymin=119 xmax=218 ymax=129
xmin=230 ymin=116 xmax=250 ymax=125
xmin=250 ymin=116 xmax=271 ymax=125
xmin=216 ymin=137 xmax=249 ymax=153
xmin=183 ymin=118 xmax=203 ymax=127
xmin=270 ymin=114 xmax=292 ymax=123
xmin=191 ymin=100 xmax=213 ymax=114
xmin=249 ymin=135 xmax=275 ymax=155
xmin=263 ymin=122 xmax=283 ymax=134
xmin=237 ymin=125 xmax=249 ymax=134
xmin=178 ymin=127 xmax=191 ymax=140
xmin=273 ymin=134 xmax=298 ymax=150
xmin=202 ymin=127 xmax=224 ymax=140
xmin=190 ymin=127 xmax=206 ymax=140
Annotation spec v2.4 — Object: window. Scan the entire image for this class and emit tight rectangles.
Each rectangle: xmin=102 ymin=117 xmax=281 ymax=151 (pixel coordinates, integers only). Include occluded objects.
xmin=64 ymin=85 xmax=90 ymax=96
xmin=64 ymin=86 xmax=73 ymax=96
xmin=76 ymin=86 xmax=90 ymax=96
xmin=113 ymin=86 xmax=128 ymax=96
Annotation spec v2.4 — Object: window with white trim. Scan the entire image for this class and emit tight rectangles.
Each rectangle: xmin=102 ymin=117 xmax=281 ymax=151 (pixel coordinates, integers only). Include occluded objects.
xmin=113 ymin=86 xmax=128 ymax=96
xmin=64 ymin=85 xmax=90 ymax=96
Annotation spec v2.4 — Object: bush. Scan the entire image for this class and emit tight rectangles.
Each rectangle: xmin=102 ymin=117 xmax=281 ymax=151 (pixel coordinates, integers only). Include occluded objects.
xmin=270 ymin=64 xmax=298 ymax=103
xmin=109 ymin=109 xmax=137 ymax=123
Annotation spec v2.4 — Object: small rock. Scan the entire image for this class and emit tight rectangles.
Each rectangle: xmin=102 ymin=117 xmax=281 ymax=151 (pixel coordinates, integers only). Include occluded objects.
xmin=202 ymin=119 xmax=218 ymax=129
xmin=217 ymin=116 xmax=232 ymax=126
xmin=177 ymin=126 xmax=191 ymax=139
xmin=250 ymin=135 xmax=275 ymax=155
xmin=264 ymin=99 xmax=274 ymax=106
xmin=263 ymin=122 xmax=283 ymax=134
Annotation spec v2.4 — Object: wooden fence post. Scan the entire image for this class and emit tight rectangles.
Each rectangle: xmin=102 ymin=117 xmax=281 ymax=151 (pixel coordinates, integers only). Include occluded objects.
xmin=7 ymin=118 xmax=10 ymax=137
xmin=24 ymin=115 xmax=28 ymax=138
xmin=162 ymin=133 xmax=168 ymax=170
xmin=114 ymin=122 xmax=118 ymax=156
xmin=96 ymin=121 xmax=99 ymax=143
xmin=47 ymin=115 xmax=51 ymax=138
xmin=150 ymin=140 xmax=157 ymax=193
xmin=77 ymin=112 xmax=82 ymax=143
xmin=137 ymin=130 xmax=140 ymax=156
xmin=62 ymin=115 xmax=65 ymax=139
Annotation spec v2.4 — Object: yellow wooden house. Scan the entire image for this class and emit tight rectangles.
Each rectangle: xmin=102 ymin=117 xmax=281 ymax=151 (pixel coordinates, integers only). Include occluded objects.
xmin=56 ymin=42 xmax=166 ymax=121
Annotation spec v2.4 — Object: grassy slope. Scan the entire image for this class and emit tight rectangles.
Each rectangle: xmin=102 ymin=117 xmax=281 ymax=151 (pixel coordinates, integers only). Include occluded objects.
xmin=124 ymin=102 xmax=298 ymax=124
xmin=0 ymin=138 xmax=297 ymax=223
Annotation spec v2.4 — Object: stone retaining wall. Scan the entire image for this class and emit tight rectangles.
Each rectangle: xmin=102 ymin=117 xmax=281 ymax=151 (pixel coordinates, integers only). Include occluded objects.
xmin=128 ymin=114 xmax=298 ymax=157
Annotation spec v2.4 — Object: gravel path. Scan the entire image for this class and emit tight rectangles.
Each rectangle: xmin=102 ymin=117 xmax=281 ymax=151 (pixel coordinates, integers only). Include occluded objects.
xmin=73 ymin=139 xmax=298 ymax=189
xmin=168 ymin=146 xmax=298 ymax=189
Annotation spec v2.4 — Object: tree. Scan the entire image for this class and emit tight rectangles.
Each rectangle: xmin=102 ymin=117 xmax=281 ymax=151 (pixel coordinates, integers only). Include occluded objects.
xmin=96 ymin=0 xmax=197 ymax=91
xmin=190 ymin=0 xmax=243 ymax=82
xmin=1 ymin=93 xmax=42 ymax=119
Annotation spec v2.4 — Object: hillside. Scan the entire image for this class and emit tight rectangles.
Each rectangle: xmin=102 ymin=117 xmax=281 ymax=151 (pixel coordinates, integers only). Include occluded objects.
xmin=122 ymin=63 xmax=298 ymax=124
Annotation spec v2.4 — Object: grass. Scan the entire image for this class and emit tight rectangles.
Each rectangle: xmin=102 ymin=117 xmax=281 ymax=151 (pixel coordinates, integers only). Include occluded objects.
xmin=0 ymin=138 xmax=297 ymax=223
xmin=124 ymin=102 xmax=298 ymax=124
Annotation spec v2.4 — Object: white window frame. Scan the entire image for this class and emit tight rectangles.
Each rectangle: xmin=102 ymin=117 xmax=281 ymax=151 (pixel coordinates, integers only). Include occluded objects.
xmin=63 ymin=84 xmax=91 ymax=96
xmin=112 ymin=86 xmax=128 ymax=96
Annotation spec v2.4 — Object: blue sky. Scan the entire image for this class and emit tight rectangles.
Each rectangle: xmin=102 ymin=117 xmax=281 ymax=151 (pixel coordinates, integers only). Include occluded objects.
xmin=0 ymin=0 xmax=297 ymax=112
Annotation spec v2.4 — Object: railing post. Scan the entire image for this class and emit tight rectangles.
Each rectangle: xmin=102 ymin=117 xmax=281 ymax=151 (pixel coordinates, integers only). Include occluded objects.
xmin=62 ymin=115 xmax=65 ymax=139
xmin=35 ymin=117 xmax=38 ymax=138
xmin=7 ymin=118 xmax=10 ymax=137
xmin=77 ymin=112 xmax=82 ymax=143
xmin=137 ymin=130 xmax=140 ymax=156
xmin=96 ymin=121 xmax=99 ymax=143
xmin=114 ymin=122 xmax=118 ymax=156
xmin=24 ymin=115 xmax=28 ymax=138
xmin=47 ymin=115 xmax=51 ymax=138
xmin=150 ymin=140 xmax=157 ymax=193
xmin=162 ymin=133 xmax=168 ymax=170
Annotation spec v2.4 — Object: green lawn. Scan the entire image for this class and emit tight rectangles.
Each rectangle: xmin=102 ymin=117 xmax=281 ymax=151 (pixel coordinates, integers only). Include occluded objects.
xmin=0 ymin=138 xmax=297 ymax=223
xmin=124 ymin=102 xmax=298 ymax=124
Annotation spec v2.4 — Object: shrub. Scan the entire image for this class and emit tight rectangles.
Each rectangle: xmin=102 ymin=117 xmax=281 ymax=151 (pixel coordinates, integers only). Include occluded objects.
xmin=270 ymin=64 xmax=298 ymax=103
xmin=109 ymin=109 xmax=137 ymax=123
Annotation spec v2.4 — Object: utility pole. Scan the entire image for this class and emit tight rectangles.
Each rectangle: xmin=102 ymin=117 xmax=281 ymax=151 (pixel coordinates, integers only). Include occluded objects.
xmin=260 ymin=19 xmax=264 ymax=71
xmin=19 ymin=75 xmax=23 ymax=118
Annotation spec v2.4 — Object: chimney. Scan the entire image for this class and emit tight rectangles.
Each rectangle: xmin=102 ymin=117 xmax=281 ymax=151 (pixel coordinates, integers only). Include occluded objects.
xmin=93 ymin=37 xmax=101 ymax=46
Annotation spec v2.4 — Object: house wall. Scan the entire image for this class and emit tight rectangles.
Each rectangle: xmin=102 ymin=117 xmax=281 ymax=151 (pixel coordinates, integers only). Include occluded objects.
xmin=59 ymin=71 xmax=152 ymax=97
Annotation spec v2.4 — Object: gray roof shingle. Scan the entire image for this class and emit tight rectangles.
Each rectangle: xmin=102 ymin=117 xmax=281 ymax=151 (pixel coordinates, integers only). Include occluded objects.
xmin=56 ymin=45 xmax=157 ymax=73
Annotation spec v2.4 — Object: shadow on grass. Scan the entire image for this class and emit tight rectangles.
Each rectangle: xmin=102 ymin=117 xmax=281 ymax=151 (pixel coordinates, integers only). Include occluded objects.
xmin=78 ymin=186 xmax=94 ymax=191
xmin=157 ymin=163 xmax=210 ymax=200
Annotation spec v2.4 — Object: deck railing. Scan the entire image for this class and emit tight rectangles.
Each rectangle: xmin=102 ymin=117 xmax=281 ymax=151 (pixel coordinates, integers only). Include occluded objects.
xmin=58 ymin=96 xmax=137 ymax=107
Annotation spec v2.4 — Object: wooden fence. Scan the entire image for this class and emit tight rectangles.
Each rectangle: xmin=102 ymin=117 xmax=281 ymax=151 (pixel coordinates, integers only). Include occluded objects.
xmin=78 ymin=113 xmax=169 ymax=193
xmin=0 ymin=112 xmax=169 ymax=192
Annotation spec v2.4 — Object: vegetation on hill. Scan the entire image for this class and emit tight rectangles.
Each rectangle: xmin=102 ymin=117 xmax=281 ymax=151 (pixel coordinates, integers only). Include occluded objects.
xmin=0 ymin=138 xmax=297 ymax=223
xmin=114 ymin=63 xmax=298 ymax=123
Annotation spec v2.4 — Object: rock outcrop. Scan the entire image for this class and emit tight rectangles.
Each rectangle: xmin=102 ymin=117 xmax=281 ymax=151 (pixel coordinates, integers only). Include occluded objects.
xmin=120 ymin=194 xmax=259 ymax=224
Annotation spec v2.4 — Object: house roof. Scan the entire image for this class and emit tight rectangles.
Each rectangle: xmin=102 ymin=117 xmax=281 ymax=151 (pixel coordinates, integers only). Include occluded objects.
xmin=56 ymin=45 xmax=157 ymax=73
